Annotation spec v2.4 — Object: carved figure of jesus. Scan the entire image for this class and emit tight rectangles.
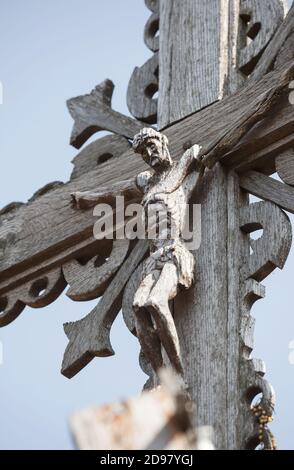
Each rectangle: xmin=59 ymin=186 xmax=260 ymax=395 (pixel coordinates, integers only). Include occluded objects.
xmin=132 ymin=128 xmax=203 ymax=375
xmin=72 ymin=128 xmax=204 ymax=376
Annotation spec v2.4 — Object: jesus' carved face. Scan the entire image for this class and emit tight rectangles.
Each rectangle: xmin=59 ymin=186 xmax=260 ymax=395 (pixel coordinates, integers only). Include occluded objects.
xmin=141 ymin=138 xmax=162 ymax=168
xmin=140 ymin=137 xmax=172 ymax=171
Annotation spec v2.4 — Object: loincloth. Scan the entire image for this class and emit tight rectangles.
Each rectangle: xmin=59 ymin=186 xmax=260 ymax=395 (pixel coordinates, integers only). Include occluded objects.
xmin=142 ymin=242 xmax=195 ymax=289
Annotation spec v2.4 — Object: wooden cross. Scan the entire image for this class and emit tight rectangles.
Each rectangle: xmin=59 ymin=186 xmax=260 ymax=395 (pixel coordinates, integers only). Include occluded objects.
xmin=1 ymin=0 xmax=294 ymax=450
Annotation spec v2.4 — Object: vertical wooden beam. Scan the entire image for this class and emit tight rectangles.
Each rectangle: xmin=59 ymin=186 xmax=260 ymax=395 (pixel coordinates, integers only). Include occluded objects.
xmin=156 ymin=0 xmax=290 ymax=449
xmin=158 ymin=0 xmax=286 ymax=129
xmin=226 ymin=172 xmax=246 ymax=450
xmin=174 ymin=165 xmax=230 ymax=449
xmin=158 ymin=0 xmax=234 ymax=129
xmin=158 ymin=3 xmax=244 ymax=447
xmin=174 ymin=168 xmax=251 ymax=449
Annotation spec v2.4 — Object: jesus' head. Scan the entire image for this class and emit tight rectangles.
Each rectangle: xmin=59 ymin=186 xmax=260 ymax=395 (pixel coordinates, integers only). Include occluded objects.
xmin=132 ymin=128 xmax=173 ymax=171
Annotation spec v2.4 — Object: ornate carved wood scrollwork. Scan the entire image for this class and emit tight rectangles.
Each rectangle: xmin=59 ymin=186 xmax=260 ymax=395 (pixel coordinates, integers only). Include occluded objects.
xmin=127 ymin=0 xmax=159 ymax=124
xmin=0 ymin=267 xmax=66 ymax=327
xmin=239 ymin=199 xmax=292 ymax=449
xmin=61 ymin=240 xmax=148 ymax=379
xmin=238 ymin=0 xmax=286 ymax=76
xmin=63 ymin=239 xmax=130 ymax=301
xmin=67 ymin=79 xmax=144 ymax=149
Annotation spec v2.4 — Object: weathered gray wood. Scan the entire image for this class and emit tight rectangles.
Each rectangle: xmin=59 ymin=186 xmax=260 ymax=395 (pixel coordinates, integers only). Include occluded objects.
xmin=238 ymin=0 xmax=286 ymax=76
xmin=67 ymin=79 xmax=146 ymax=148
xmin=72 ymin=131 xmax=204 ymax=377
xmin=144 ymin=12 xmax=159 ymax=52
xmin=158 ymin=0 xmax=229 ymax=129
xmin=238 ymin=198 xmax=291 ymax=449
xmin=0 ymin=235 xmax=107 ymax=295
xmin=162 ymin=62 xmax=294 ymax=172
xmin=0 ymin=267 xmax=66 ymax=327
xmin=240 ymin=170 xmax=294 ymax=214
xmin=240 ymin=201 xmax=292 ymax=281
xmin=0 ymin=202 xmax=24 ymax=217
xmin=2 ymin=64 xmax=294 ymax=291
xmin=70 ymin=135 xmax=131 ymax=180
xmin=202 ymin=61 xmax=294 ymax=168
xmin=71 ymin=178 xmax=140 ymax=210
xmin=127 ymin=54 xmax=158 ymax=124
xmin=225 ymin=0 xmax=243 ymax=95
xmin=28 ymin=181 xmax=64 ymax=202
xmin=276 ymin=148 xmax=294 ymax=185
xmin=63 ymin=239 xmax=129 ymax=301
xmin=1 ymin=2 xmax=293 ymax=451
xmin=122 ymin=264 xmax=142 ymax=338
xmin=0 ymin=169 xmax=140 ymax=283
xmin=247 ymin=2 xmax=292 ymax=84
xmin=221 ymin=92 xmax=294 ymax=173
xmin=174 ymin=167 xmax=291 ymax=449
xmin=158 ymin=0 xmax=285 ymax=129
xmin=274 ymin=31 xmax=294 ymax=70
xmin=61 ymin=240 xmax=148 ymax=379
xmin=126 ymin=0 xmax=159 ymax=124
xmin=174 ymin=166 xmax=230 ymax=449
xmin=122 ymin=263 xmax=156 ymax=390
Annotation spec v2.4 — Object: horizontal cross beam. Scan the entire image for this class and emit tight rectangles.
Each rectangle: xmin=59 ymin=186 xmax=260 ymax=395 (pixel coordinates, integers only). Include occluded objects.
xmin=240 ymin=171 xmax=294 ymax=213
xmin=1 ymin=62 xmax=294 ymax=291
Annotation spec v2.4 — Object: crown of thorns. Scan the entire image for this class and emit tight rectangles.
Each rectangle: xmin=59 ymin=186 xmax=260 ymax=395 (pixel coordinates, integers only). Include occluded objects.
xmin=132 ymin=128 xmax=169 ymax=152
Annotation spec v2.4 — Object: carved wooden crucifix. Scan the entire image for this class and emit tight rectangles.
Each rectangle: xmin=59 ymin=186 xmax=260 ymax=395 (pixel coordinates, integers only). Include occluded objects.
xmin=1 ymin=0 xmax=294 ymax=450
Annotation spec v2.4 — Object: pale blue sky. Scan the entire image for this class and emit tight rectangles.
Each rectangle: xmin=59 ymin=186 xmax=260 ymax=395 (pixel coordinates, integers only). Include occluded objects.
xmin=0 ymin=0 xmax=294 ymax=450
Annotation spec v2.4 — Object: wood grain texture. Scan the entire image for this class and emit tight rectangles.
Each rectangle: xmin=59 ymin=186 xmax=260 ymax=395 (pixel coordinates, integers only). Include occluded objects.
xmin=158 ymin=0 xmax=230 ymax=129
xmin=126 ymin=0 xmax=159 ymax=124
xmin=144 ymin=12 xmax=159 ymax=52
xmin=238 ymin=199 xmax=291 ymax=449
xmin=247 ymin=1 xmax=292 ymax=84
xmin=0 ymin=166 xmax=141 ymax=282
xmin=0 ymin=236 xmax=107 ymax=295
xmin=127 ymin=53 xmax=158 ymax=124
xmin=122 ymin=262 xmax=157 ymax=389
xmin=0 ymin=2 xmax=292 ymax=451
xmin=174 ymin=167 xmax=291 ymax=449
xmin=240 ymin=170 xmax=294 ymax=213
xmin=238 ymin=0 xmax=286 ymax=76
xmin=73 ymin=131 xmax=203 ymax=377
xmin=276 ymin=148 xmax=294 ymax=185
xmin=63 ymin=239 xmax=129 ymax=301
xmin=240 ymin=200 xmax=292 ymax=281
xmin=226 ymin=0 xmax=246 ymax=95
xmin=157 ymin=0 xmax=285 ymax=128
xmin=28 ymin=181 xmax=64 ymax=202
xmin=0 ymin=267 xmax=66 ymax=326
xmin=221 ymin=91 xmax=294 ymax=173
xmin=61 ymin=240 xmax=148 ymax=379
xmin=67 ymin=79 xmax=145 ymax=149
xmin=1 ymin=65 xmax=294 ymax=291
xmin=122 ymin=263 xmax=143 ymax=337
xmin=174 ymin=165 xmax=229 ymax=449
xmin=70 ymin=135 xmax=131 ymax=180
xmin=202 ymin=61 xmax=294 ymax=168
xmin=274 ymin=30 xmax=294 ymax=69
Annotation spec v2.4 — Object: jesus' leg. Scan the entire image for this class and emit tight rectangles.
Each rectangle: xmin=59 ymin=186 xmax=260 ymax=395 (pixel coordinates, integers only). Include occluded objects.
xmin=133 ymin=271 xmax=163 ymax=373
xmin=146 ymin=262 xmax=183 ymax=375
